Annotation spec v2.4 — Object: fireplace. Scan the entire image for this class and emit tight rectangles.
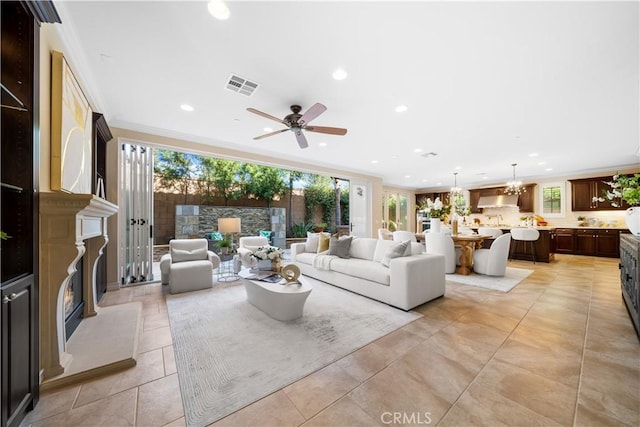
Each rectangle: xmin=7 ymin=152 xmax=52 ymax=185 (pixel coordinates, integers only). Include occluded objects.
xmin=39 ymin=193 xmax=118 ymax=379
xmin=64 ymin=257 xmax=84 ymax=339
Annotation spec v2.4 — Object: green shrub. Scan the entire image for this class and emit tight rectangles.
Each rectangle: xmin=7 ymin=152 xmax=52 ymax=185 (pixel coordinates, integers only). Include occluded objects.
xmin=292 ymin=222 xmax=313 ymax=238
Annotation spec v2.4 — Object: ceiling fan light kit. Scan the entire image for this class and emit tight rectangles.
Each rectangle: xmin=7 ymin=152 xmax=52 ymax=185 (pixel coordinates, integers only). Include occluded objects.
xmin=247 ymin=103 xmax=347 ymax=149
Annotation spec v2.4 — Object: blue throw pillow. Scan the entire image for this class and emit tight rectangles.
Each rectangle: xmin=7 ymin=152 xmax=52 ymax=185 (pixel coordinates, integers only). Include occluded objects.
xmin=209 ymin=232 xmax=223 ymax=240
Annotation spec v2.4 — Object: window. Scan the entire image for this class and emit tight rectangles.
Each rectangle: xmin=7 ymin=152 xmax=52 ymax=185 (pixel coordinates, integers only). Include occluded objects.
xmin=539 ymin=182 xmax=565 ymax=217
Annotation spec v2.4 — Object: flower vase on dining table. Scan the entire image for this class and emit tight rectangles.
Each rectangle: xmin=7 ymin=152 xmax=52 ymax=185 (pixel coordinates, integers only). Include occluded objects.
xmin=430 ymin=218 xmax=441 ymax=233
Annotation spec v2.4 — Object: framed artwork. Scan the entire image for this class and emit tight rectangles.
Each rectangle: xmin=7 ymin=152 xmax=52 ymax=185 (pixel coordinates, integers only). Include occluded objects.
xmin=51 ymin=50 xmax=92 ymax=193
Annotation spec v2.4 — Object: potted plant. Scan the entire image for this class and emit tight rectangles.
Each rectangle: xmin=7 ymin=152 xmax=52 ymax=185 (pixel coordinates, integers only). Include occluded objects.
xmin=596 ymin=173 xmax=640 ymax=236
xmin=312 ymin=223 xmax=327 ymax=233
xmin=218 ymin=237 xmax=232 ymax=255
xmin=577 ymin=215 xmax=587 ymax=227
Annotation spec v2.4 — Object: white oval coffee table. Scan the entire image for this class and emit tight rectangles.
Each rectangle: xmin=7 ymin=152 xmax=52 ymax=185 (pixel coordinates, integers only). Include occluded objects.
xmin=239 ymin=271 xmax=312 ymax=321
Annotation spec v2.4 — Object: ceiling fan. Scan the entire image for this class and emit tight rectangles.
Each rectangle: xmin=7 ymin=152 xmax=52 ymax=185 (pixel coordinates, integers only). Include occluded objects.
xmin=247 ymin=103 xmax=347 ymax=149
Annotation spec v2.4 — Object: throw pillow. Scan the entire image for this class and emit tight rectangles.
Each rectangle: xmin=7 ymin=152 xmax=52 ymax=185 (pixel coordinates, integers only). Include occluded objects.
xmin=209 ymin=231 xmax=223 ymax=240
xmin=305 ymin=232 xmax=320 ymax=253
xmin=328 ymin=236 xmax=353 ymax=258
xmin=171 ymin=247 xmax=207 ymax=263
xmin=381 ymin=240 xmax=411 ymax=267
xmin=317 ymin=233 xmax=331 ymax=253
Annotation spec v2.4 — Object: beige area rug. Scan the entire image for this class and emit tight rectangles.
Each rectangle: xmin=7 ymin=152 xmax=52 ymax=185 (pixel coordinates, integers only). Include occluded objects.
xmin=446 ymin=266 xmax=534 ymax=292
xmin=166 ymin=277 xmax=421 ymax=427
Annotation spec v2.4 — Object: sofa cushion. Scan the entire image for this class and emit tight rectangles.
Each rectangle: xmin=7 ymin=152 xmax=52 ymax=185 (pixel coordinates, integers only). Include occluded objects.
xmin=373 ymin=239 xmax=410 ymax=263
xmin=305 ymin=232 xmax=329 ymax=253
xmin=381 ymin=240 xmax=411 ymax=267
xmin=328 ymin=236 xmax=352 ymax=258
xmin=295 ymin=252 xmax=316 ymax=266
xmin=171 ymin=247 xmax=208 ymax=263
xmin=317 ymin=233 xmax=331 ymax=253
xmin=349 ymin=237 xmax=379 ymax=260
xmin=330 ymin=258 xmax=391 ymax=286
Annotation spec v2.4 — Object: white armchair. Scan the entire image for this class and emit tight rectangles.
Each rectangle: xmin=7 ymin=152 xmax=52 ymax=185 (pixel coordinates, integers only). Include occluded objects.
xmin=425 ymin=232 xmax=457 ymax=274
xmin=473 ymin=233 xmax=512 ymax=276
xmin=237 ymin=236 xmax=275 ymax=267
xmin=160 ymin=239 xmax=220 ymax=294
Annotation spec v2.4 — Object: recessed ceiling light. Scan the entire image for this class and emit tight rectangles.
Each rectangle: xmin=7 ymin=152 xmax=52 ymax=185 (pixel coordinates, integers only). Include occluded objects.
xmin=454 ymin=165 xmax=462 ymax=170
xmin=371 ymin=160 xmax=379 ymax=164
xmin=529 ymin=153 xmax=539 ymax=157
xmin=482 ymin=176 xmax=488 ymax=180
xmin=332 ymin=68 xmax=348 ymax=80
xmin=391 ymin=155 xmax=399 ymax=159
xmin=436 ymin=182 xmax=442 ymax=186
xmin=422 ymin=179 xmax=428 ymax=183
xmin=545 ymin=168 xmax=553 ymax=171
xmin=405 ymin=175 xmax=411 ymax=179
xmin=207 ymin=0 xmax=230 ymax=20
xmin=413 ymin=148 xmax=422 ymax=153
xmin=538 ymin=161 xmax=546 ymax=165
xmin=263 ymin=127 xmax=273 ymax=132
xmin=180 ymin=104 xmax=194 ymax=112
xmin=395 ymin=105 xmax=408 ymax=113
xmin=319 ymin=142 xmax=327 ymax=147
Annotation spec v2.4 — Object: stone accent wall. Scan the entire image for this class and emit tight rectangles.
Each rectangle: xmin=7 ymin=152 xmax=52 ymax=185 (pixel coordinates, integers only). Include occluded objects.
xmin=175 ymin=206 xmax=287 ymax=248
xmin=154 ymin=190 xmax=306 ymax=244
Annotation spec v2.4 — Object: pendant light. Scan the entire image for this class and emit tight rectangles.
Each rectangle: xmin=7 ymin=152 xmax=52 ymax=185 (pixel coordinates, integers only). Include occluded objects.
xmin=505 ymin=163 xmax=525 ymax=195
xmin=450 ymin=172 xmax=462 ymax=196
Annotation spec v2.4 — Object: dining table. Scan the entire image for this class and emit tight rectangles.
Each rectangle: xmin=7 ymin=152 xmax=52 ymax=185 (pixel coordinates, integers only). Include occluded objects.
xmin=450 ymin=234 xmax=491 ymax=275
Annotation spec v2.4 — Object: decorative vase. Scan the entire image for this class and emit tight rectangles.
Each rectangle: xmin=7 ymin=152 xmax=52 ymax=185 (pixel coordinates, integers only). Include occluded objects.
xmin=430 ymin=218 xmax=442 ymax=233
xmin=626 ymin=207 xmax=640 ymax=237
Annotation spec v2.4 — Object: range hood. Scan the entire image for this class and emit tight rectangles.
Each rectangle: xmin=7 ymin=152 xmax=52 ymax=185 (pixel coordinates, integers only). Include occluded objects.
xmin=477 ymin=194 xmax=519 ymax=208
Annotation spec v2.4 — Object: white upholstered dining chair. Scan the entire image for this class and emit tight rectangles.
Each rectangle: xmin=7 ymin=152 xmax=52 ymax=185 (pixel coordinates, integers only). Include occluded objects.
xmin=473 ymin=233 xmax=512 ymax=276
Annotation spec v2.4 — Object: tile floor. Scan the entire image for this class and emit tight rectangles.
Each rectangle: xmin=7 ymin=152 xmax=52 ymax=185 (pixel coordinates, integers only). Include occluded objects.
xmin=21 ymin=254 xmax=639 ymax=426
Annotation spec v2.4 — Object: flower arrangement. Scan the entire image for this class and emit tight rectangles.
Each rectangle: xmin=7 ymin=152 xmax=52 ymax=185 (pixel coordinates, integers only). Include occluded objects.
xmin=420 ymin=197 xmax=451 ymax=221
xmin=251 ymin=246 xmax=284 ymax=262
xmin=594 ymin=173 xmax=640 ymax=207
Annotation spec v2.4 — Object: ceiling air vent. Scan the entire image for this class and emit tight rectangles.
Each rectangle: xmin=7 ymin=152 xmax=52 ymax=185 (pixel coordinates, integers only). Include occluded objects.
xmin=421 ymin=152 xmax=438 ymax=158
xmin=225 ymin=74 xmax=259 ymax=96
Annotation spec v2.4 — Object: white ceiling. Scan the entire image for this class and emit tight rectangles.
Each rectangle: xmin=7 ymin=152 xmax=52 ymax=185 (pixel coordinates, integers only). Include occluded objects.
xmin=55 ymin=0 xmax=639 ymax=190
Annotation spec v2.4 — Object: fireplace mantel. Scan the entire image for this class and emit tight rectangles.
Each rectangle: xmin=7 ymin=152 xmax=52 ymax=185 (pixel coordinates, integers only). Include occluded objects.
xmin=40 ymin=193 xmax=118 ymax=379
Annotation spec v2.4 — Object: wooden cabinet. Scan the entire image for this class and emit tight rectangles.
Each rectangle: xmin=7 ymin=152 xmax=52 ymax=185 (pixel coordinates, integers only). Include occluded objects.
xmin=554 ymin=228 xmax=575 ymax=254
xmin=469 ymin=189 xmax=482 ymax=213
xmin=559 ymin=228 xmax=620 ymax=257
xmin=1 ymin=2 xmax=59 ymax=426
xmin=517 ymin=185 xmax=536 ymax=212
xmin=570 ymin=176 xmax=634 ymax=211
xmin=508 ymin=229 xmax=553 ymax=263
xmin=620 ymin=235 xmax=639 ymax=339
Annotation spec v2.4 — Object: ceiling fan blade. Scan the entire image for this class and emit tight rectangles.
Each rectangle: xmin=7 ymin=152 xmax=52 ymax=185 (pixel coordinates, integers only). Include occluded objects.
xmin=293 ymin=128 xmax=308 ymax=149
xmin=298 ymin=102 xmax=327 ymax=126
xmin=253 ymin=128 xmax=289 ymax=140
xmin=305 ymin=126 xmax=348 ymax=136
xmin=247 ymin=108 xmax=287 ymax=125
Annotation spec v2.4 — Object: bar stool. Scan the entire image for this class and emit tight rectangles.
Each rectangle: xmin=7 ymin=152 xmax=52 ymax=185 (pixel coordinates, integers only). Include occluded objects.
xmin=510 ymin=228 xmax=540 ymax=263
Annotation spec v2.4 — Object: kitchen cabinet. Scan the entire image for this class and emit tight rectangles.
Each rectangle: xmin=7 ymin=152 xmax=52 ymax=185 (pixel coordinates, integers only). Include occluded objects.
xmin=548 ymin=227 xmax=626 ymax=258
xmin=570 ymin=176 xmax=633 ymax=211
xmin=554 ymin=228 xmax=575 ymax=254
xmin=517 ymin=185 xmax=536 ymax=212
xmin=563 ymin=228 xmax=621 ymax=257
xmin=508 ymin=229 xmax=553 ymax=263
xmin=469 ymin=189 xmax=482 ymax=213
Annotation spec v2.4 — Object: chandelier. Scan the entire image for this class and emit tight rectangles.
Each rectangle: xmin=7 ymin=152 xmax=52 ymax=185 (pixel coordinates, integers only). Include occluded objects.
xmin=450 ymin=172 xmax=462 ymax=196
xmin=505 ymin=163 xmax=526 ymax=195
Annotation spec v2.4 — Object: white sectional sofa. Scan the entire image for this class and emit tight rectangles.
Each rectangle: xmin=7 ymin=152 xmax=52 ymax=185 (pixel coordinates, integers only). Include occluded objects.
xmin=291 ymin=237 xmax=446 ymax=310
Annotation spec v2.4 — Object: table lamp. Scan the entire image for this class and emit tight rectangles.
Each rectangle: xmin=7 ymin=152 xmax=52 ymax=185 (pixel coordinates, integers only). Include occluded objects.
xmin=218 ymin=217 xmax=241 ymax=250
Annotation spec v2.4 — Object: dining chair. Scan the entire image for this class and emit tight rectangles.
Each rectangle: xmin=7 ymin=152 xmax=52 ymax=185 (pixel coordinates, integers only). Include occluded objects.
xmin=425 ymin=232 xmax=456 ymax=274
xmin=478 ymin=227 xmax=503 ymax=238
xmin=473 ymin=233 xmax=512 ymax=276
